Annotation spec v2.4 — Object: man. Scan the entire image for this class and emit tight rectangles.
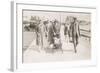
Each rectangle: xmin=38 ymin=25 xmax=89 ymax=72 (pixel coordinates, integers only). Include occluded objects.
xmin=48 ymin=19 xmax=62 ymax=51
xmin=70 ymin=17 xmax=80 ymax=53
xmin=48 ymin=20 xmax=55 ymax=45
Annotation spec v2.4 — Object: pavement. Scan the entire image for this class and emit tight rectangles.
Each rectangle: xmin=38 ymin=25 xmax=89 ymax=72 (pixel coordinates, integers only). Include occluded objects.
xmin=23 ymin=32 xmax=91 ymax=63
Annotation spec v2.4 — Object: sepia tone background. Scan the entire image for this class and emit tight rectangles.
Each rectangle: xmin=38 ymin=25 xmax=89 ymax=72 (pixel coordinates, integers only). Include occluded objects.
xmin=23 ymin=10 xmax=91 ymax=63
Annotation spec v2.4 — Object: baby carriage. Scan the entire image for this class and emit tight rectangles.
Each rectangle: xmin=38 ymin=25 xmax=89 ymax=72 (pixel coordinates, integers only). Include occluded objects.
xmin=53 ymin=33 xmax=63 ymax=53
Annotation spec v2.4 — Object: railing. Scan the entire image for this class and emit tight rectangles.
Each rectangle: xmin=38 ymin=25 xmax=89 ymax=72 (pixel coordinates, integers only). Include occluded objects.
xmin=80 ymin=28 xmax=91 ymax=39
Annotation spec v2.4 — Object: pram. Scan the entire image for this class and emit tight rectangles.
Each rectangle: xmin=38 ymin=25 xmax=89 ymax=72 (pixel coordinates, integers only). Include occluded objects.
xmin=53 ymin=34 xmax=63 ymax=53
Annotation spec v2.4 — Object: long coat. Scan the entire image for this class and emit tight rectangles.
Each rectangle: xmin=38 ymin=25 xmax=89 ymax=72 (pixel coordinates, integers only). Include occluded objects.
xmin=70 ymin=21 xmax=80 ymax=45
xmin=48 ymin=23 xmax=55 ymax=44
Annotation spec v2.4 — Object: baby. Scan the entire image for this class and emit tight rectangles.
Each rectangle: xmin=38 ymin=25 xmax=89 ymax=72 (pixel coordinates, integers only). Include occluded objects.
xmin=53 ymin=34 xmax=62 ymax=49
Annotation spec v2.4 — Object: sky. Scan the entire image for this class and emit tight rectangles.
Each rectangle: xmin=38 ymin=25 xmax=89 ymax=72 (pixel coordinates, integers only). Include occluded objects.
xmin=23 ymin=10 xmax=91 ymax=22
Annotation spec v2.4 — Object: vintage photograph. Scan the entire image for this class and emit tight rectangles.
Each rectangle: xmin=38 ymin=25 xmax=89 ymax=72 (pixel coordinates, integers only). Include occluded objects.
xmin=22 ymin=10 xmax=91 ymax=63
